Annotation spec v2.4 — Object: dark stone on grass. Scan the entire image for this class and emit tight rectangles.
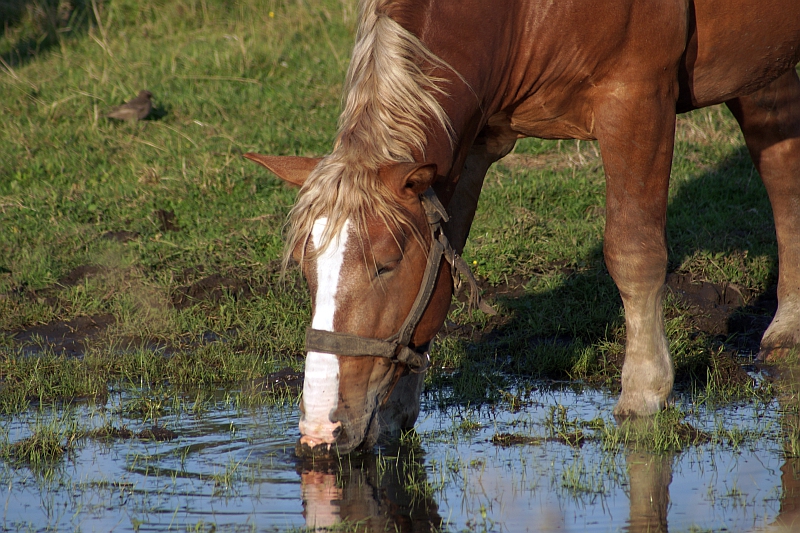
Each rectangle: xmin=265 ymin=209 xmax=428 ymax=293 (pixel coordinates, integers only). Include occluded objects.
xmin=106 ymin=90 xmax=153 ymax=121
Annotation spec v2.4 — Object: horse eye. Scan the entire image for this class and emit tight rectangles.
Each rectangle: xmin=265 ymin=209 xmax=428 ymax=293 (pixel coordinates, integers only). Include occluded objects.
xmin=375 ymin=260 xmax=400 ymax=277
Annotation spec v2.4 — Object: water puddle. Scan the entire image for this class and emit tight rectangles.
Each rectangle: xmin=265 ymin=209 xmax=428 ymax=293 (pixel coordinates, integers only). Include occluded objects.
xmin=1 ymin=383 xmax=796 ymax=532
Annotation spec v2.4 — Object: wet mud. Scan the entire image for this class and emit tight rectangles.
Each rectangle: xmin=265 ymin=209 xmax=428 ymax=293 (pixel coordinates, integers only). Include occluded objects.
xmin=3 ymin=262 xmax=290 ymax=352
xmin=1 ymin=260 xmax=776 ymax=394
xmin=89 ymin=424 xmax=178 ymax=442
xmin=12 ymin=313 xmax=115 ymax=355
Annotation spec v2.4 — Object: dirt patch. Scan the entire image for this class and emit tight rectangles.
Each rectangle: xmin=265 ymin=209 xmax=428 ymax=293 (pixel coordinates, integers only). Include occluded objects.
xmin=665 ymin=272 xmax=778 ymax=359
xmin=172 ymin=273 xmax=253 ymax=309
xmin=154 ymin=209 xmax=180 ymax=232
xmin=89 ymin=425 xmax=177 ymax=441
xmin=665 ymin=273 xmax=754 ymax=336
xmin=671 ymin=422 xmax=712 ymax=445
xmin=13 ymin=314 xmax=115 ymax=355
xmin=102 ymin=230 xmax=140 ymax=243
xmin=138 ymin=426 xmax=178 ymax=441
xmin=243 ymin=367 xmax=304 ymax=397
xmin=89 ymin=426 xmax=135 ymax=439
xmin=491 ymin=433 xmax=543 ymax=446
xmin=57 ymin=264 xmax=107 ymax=287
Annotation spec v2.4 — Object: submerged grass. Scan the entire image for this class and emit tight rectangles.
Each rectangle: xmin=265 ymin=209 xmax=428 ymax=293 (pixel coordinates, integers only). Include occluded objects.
xmin=0 ymin=410 xmax=80 ymax=468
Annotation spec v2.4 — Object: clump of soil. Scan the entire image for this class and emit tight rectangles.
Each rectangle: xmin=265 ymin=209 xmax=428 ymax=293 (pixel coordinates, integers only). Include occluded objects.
xmin=243 ymin=367 xmax=304 ymax=397
xmin=491 ymin=433 xmax=542 ymax=446
xmin=13 ymin=314 xmax=115 ymax=355
xmin=89 ymin=426 xmax=135 ymax=439
xmin=154 ymin=209 xmax=180 ymax=232
xmin=666 ymin=273 xmax=752 ymax=335
xmin=171 ymin=273 xmax=253 ymax=309
xmin=138 ymin=426 xmax=178 ymax=441
xmin=57 ymin=265 xmax=108 ymax=287
xmin=102 ymin=230 xmax=140 ymax=243
xmin=90 ymin=425 xmax=177 ymax=441
xmin=170 ymin=263 xmax=289 ymax=309
xmin=671 ymin=422 xmax=711 ymax=445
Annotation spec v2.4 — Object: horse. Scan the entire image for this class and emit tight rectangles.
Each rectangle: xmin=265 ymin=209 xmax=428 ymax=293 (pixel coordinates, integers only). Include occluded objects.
xmin=245 ymin=0 xmax=800 ymax=457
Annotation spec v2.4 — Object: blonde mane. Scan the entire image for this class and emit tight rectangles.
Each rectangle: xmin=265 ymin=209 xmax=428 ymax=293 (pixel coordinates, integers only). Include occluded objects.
xmin=284 ymin=0 xmax=453 ymax=265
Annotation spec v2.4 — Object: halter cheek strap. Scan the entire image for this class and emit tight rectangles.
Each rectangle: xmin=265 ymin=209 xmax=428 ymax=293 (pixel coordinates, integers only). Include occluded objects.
xmin=304 ymin=188 xmax=496 ymax=373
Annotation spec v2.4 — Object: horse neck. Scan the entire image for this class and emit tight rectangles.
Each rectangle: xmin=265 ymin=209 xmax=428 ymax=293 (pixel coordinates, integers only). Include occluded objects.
xmin=385 ymin=1 xmax=516 ymax=202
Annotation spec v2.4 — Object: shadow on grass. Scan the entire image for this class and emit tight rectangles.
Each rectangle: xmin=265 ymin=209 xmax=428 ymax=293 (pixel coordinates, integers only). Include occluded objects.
xmin=0 ymin=0 xmax=94 ymax=68
xmin=436 ymin=144 xmax=778 ymax=403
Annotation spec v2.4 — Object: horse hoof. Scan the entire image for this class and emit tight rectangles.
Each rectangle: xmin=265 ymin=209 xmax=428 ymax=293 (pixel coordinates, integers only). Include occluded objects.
xmin=613 ymin=392 xmax=667 ymax=419
xmin=757 ymin=345 xmax=799 ymax=363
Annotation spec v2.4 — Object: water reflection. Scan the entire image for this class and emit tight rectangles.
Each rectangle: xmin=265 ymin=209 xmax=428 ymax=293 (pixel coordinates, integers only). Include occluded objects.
xmin=295 ymin=422 xmax=800 ymax=532
xmin=625 ymin=452 xmax=672 ymax=533
xmin=774 ymin=458 xmax=800 ymax=531
xmin=773 ymin=362 xmax=800 ymax=532
xmin=3 ymin=383 xmax=798 ymax=531
xmin=299 ymin=447 xmax=441 ymax=532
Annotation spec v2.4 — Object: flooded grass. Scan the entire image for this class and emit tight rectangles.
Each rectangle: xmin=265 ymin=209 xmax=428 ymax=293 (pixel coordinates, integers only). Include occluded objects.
xmin=0 ymin=377 xmax=796 ymax=532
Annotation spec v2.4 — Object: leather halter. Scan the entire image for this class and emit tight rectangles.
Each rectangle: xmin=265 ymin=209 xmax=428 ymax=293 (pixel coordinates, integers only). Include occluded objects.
xmin=304 ymin=188 xmax=495 ymax=373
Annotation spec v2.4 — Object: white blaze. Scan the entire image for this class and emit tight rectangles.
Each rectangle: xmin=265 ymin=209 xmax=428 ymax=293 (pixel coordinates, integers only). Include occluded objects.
xmin=299 ymin=217 xmax=350 ymax=443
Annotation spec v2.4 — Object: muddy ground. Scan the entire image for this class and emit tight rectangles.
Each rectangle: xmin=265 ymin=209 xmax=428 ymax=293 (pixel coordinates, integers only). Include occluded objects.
xmin=3 ymin=260 xmax=776 ymax=390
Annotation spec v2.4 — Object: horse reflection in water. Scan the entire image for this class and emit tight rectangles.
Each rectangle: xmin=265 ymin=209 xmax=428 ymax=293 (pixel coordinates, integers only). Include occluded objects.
xmin=247 ymin=0 xmax=800 ymax=457
xmin=624 ymin=365 xmax=800 ymax=533
xmin=625 ymin=452 xmax=672 ymax=533
xmin=298 ymin=448 xmax=441 ymax=532
xmin=624 ymin=445 xmax=800 ymax=533
xmin=297 ymin=440 xmax=800 ymax=531
xmin=774 ymin=364 xmax=800 ymax=532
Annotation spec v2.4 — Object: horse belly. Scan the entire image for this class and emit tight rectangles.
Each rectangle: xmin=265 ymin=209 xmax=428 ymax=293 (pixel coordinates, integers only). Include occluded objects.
xmin=681 ymin=0 xmax=800 ymax=109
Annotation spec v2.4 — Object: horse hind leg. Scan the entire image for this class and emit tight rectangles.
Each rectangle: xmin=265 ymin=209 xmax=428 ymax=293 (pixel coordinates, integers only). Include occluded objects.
xmin=726 ymin=69 xmax=800 ymax=362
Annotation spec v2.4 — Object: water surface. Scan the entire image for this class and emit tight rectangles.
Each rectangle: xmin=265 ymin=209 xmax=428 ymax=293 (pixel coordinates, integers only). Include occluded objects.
xmin=1 ymin=384 xmax=797 ymax=532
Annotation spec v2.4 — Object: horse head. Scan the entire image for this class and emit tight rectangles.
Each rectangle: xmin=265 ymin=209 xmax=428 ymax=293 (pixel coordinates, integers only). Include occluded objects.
xmin=245 ymin=153 xmax=454 ymax=456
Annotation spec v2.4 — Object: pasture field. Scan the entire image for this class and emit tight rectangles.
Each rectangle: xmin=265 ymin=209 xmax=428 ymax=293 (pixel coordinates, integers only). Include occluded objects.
xmin=1 ymin=0 xmax=799 ymax=531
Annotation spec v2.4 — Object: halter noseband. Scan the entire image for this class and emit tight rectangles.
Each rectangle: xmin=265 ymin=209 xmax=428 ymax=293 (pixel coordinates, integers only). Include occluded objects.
xmin=304 ymin=188 xmax=496 ymax=373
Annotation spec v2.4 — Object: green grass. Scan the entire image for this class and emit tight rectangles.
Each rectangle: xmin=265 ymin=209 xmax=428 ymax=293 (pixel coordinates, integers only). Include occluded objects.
xmin=0 ymin=410 xmax=80 ymax=468
xmin=3 ymin=0 xmax=349 ymax=409
xmin=0 ymin=0 xmax=790 ymax=429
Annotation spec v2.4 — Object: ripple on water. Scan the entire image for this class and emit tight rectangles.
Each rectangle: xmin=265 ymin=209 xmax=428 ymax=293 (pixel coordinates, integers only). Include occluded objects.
xmin=0 ymin=384 xmax=794 ymax=532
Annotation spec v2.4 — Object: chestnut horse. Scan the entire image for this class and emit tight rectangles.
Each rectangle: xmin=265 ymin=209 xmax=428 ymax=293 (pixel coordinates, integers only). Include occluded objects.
xmin=246 ymin=0 xmax=800 ymax=456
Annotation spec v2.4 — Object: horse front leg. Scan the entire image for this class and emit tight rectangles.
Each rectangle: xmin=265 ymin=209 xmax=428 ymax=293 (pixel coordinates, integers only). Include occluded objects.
xmin=597 ymin=93 xmax=676 ymax=417
xmin=727 ymin=69 xmax=800 ymax=362
xmin=443 ymin=120 xmax=518 ymax=253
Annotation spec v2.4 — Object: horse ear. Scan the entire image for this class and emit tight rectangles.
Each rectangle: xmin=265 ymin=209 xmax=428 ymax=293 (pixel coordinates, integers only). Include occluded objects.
xmin=384 ymin=162 xmax=438 ymax=200
xmin=243 ymin=153 xmax=322 ymax=187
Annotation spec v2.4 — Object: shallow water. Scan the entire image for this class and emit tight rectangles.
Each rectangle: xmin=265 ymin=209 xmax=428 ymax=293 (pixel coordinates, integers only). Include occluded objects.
xmin=1 ymin=383 xmax=797 ymax=532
